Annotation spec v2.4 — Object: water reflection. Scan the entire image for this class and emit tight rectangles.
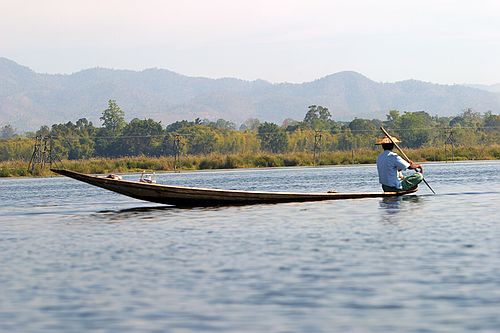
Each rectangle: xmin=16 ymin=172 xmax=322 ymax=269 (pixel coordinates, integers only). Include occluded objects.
xmin=90 ymin=205 xmax=188 ymax=223
xmin=379 ymin=195 xmax=422 ymax=219
xmin=91 ymin=204 xmax=242 ymax=223
xmin=99 ymin=205 xmax=176 ymax=214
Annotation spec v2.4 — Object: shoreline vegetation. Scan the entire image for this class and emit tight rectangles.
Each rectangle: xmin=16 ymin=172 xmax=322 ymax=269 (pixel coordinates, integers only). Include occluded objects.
xmin=2 ymin=145 xmax=499 ymax=177
xmin=1 ymin=102 xmax=499 ymax=177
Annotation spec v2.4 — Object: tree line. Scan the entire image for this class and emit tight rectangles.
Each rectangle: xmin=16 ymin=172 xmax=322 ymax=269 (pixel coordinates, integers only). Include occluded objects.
xmin=1 ymin=100 xmax=499 ymax=162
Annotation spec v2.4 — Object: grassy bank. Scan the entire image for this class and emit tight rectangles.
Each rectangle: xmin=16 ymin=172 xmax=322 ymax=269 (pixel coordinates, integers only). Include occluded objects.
xmin=1 ymin=145 xmax=499 ymax=177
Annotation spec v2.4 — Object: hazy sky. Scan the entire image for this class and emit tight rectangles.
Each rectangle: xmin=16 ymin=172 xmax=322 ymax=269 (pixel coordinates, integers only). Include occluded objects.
xmin=1 ymin=0 xmax=499 ymax=84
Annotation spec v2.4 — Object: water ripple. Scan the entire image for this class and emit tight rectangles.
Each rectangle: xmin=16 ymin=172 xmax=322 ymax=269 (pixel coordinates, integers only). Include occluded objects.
xmin=1 ymin=162 xmax=500 ymax=332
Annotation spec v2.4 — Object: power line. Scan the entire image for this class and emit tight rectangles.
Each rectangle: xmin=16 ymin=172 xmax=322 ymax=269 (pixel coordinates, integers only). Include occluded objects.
xmin=37 ymin=125 xmax=500 ymax=141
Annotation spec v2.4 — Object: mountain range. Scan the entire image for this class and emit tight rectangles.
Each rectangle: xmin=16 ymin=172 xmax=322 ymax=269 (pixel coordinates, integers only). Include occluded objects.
xmin=463 ymin=83 xmax=500 ymax=93
xmin=1 ymin=57 xmax=499 ymax=131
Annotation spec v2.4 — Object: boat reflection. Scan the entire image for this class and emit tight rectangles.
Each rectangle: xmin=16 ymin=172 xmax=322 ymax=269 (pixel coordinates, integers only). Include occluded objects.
xmin=379 ymin=195 xmax=422 ymax=215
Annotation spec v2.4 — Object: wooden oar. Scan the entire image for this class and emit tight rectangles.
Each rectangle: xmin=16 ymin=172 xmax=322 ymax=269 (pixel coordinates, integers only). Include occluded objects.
xmin=380 ymin=127 xmax=436 ymax=194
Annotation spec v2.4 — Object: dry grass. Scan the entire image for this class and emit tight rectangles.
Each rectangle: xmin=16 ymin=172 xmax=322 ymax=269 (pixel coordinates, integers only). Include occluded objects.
xmin=1 ymin=145 xmax=499 ymax=177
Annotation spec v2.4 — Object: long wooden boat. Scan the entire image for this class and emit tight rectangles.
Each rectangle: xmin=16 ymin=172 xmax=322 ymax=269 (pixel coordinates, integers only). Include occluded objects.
xmin=51 ymin=169 xmax=418 ymax=207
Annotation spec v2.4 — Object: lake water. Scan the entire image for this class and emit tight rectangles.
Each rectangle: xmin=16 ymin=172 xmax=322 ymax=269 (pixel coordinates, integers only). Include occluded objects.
xmin=1 ymin=161 xmax=499 ymax=333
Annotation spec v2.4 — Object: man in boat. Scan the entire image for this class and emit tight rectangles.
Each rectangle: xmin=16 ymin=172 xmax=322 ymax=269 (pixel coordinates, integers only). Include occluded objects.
xmin=376 ymin=135 xmax=423 ymax=192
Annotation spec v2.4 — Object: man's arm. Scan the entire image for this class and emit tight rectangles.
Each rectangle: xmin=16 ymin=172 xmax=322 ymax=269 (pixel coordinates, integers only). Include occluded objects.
xmin=395 ymin=154 xmax=422 ymax=172
xmin=408 ymin=161 xmax=423 ymax=172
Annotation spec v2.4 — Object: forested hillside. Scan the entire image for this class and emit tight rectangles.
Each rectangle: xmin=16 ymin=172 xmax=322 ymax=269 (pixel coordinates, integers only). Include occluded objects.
xmin=1 ymin=57 xmax=500 ymax=132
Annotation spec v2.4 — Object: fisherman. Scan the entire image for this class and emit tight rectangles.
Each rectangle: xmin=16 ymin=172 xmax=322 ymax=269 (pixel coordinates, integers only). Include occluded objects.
xmin=376 ymin=135 xmax=424 ymax=192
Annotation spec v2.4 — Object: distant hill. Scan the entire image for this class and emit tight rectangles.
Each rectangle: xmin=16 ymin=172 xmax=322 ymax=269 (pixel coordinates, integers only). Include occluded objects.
xmin=463 ymin=83 xmax=500 ymax=93
xmin=1 ymin=57 xmax=499 ymax=131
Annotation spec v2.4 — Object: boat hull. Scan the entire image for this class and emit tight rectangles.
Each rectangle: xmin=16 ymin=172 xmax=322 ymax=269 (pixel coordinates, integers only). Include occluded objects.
xmin=51 ymin=169 xmax=417 ymax=207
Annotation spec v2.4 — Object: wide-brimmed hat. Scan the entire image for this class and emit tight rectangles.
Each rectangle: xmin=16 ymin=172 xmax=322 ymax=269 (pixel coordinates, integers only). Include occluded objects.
xmin=375 ymin=135 xmax=401 ymax=145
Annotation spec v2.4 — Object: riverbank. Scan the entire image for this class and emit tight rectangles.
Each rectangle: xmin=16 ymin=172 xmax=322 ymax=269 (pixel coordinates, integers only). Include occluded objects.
xmin=1 ymin=145 xmax=499 ymax=177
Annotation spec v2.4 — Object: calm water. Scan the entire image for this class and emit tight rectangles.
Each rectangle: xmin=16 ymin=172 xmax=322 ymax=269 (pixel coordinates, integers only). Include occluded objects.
xmin=1 ymin=162 xmax=499 ymax=333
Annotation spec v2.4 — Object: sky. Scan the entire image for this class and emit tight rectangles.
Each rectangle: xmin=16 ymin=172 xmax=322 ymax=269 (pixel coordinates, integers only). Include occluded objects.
xmin=1 ymin=0 xmax=499 ymax=84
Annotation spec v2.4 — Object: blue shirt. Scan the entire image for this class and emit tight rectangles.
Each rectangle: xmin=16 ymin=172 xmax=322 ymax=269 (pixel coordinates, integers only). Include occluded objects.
xmin=377 ymin=150 xmax=410 ymax=189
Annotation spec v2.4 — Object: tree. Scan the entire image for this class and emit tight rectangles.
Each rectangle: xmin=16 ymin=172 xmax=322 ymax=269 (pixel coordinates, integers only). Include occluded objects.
xmin=49 ymin=119 xmax=96 ymax=159
xmin=257 ymin=122 xmax=288 ymax=153
xmin=165 ymin=120 xmax=190 ymax=133
xmin=303 ymin=105 xmax=333 ymax=130
xmin=385 ymin=110 xmax=401 ymax=129
xmin=482 ymin=111 xmax=500 ymax=144
xmin=398 ymin=111 xmax=434 ymax=148
xmin=450 ymin=108 xmax=482 ymax=129
xmin=100 ymin=100 xmax=126 ymax=134
xmin=119 ymin=118 xmax=164 ymax=156
xmin=282 ymin=118 xmax=300 ymax=132
xmin=337 ymin=128 xmax=356 ymax=150
xmin=484 ymin=111 xmax=500 ymax=131
xmin=346 ymin=118 xmax=379 ymax=148
xmin=162 ymin=133 xmax=187 ymax=156
xmin=72 ymin=118 xmax=96 ymax=159
xmin=184 ymin=125 xmax=218 ymax=155
xmin=240 ymin=118 xmax=260 ymax=131
xmin=0 ymin=137 xmax=33 ymax=161
xmin=348 ymin=118 xmax=377 ymax=135
xmin=0 ymin=124 xmax=16 ymax=139
xmin=36 ymin=125 xmax=51 ymax=138
xmin=95 ymin=100 xmax=126 ymax=156
xmin=208 ymin=119 xmax=236 ymax=130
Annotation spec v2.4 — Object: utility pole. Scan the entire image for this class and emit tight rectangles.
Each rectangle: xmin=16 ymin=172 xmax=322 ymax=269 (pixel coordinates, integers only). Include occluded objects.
xmin=28 ymin=136 xmax=58 ymax=174
xmin=313 ymin=130 xmax=322 ymax=166
xmin=48 ymin=136 xmax=54 ymax=169
xmin=172 ymin=134 xmax=181 ymax=172
xmin=28 ymin=136 xmax=53 ymax=175
xmin=28 ymin=136 xmax=42 ymax=174
xmin=445 ymin=128 xmax=455 ymax=162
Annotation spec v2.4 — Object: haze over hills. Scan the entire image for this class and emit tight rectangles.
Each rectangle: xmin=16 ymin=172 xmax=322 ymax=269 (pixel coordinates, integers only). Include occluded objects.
xmin=464 ymin=83 xmax=500 ymax=93
xmin=1 ymin=57 xmax=499 ymax=131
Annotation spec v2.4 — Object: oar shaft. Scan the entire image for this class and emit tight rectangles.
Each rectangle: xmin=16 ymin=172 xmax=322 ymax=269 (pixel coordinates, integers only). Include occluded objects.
xmin=422 ymin=178 xmax=436 ymax=194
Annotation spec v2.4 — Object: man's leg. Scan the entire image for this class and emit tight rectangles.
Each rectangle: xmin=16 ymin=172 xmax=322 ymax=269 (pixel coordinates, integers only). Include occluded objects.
xmin=402 ymin=173 xmax=424 ymax=190
xmin=382 ymin=184 xmax=402 ymax=192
